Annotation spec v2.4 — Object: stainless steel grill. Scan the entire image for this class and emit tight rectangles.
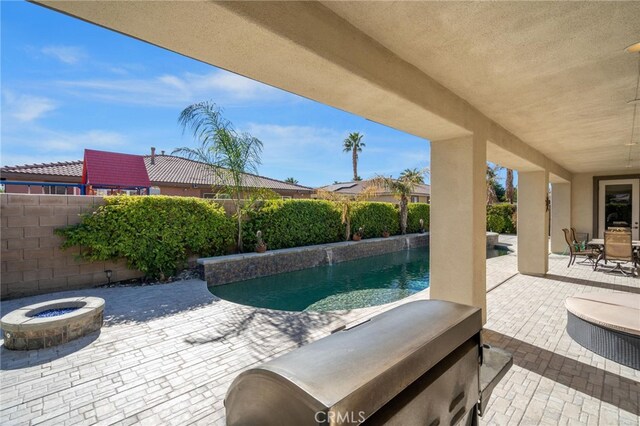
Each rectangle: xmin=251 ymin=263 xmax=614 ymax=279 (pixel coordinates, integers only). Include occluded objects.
xmin=225 ymin=300 xmax=512 ymax=425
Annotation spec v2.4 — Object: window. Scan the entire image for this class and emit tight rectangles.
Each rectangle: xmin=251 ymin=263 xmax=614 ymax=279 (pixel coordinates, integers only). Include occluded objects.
xmin=203 ymin=193 xmax=231 ymax=199
xmin=44 ymin=185 xmax=69 ymax=195
xmin=411 ymin=196 xmax=420 ymax=203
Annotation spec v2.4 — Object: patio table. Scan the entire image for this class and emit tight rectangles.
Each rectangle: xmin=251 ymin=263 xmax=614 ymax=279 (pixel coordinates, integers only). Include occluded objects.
xmin=587 ymin=239 xmax=640 ymax=272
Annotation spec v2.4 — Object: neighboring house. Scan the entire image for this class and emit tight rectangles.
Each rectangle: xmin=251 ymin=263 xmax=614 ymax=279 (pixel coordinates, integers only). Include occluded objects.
xmin=318 ymin=179 xmax=430 ymax=203
xmin=0 ymin=148 xmax=313 ymax=199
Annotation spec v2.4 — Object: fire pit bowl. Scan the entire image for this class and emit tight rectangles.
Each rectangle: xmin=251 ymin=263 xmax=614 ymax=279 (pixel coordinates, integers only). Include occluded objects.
xmin=1 ymin=297 xmax=104 ymax=350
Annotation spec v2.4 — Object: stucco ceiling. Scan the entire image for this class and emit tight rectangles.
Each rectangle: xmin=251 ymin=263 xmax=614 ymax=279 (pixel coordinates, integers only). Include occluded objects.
xmin=322 ymin=1 xmax=640 ymax=173
xmin=33 ymin=1 xmax=640 ymax=175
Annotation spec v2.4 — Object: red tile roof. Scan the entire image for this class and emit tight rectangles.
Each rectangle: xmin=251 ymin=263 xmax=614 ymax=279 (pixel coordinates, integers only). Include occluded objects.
xmin=82 ymin=149 xmax=151 ymax=188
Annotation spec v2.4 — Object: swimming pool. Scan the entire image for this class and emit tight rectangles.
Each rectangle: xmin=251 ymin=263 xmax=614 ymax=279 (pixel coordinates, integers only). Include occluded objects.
xmin=209 ymin=246 xmax=509 ymax=312
xmin=210 ymin=248 xmax=429 ymax=312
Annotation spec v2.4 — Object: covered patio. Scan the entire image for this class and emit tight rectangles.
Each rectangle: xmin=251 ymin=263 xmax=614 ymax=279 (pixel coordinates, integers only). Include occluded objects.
xmin=6 ymin=1 xmax=640 ymax=424
xmin=33 ymin=0 xmax=640 ymax=318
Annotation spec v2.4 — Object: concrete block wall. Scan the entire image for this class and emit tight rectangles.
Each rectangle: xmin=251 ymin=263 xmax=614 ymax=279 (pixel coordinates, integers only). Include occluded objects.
xmin=1 ymin=194 xmax=142 ymax=300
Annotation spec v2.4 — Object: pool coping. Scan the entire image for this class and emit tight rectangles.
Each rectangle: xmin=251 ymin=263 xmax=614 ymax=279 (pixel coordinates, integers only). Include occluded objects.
xmin=198 ymin=233 xmax=430 ymax=286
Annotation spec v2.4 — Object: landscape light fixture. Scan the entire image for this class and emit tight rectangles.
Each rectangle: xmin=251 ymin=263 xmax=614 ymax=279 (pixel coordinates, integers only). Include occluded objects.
xmin=105 ymin=270 xmax=113 ymax=284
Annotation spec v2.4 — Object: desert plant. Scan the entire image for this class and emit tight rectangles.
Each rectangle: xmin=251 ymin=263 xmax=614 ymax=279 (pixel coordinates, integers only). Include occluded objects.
xmin=315 ymin=186 xmax=376 ymax=241
xmin=407 ymin=203 xmax=430 ymax=233
xmin=370 ymin=169 xmax=428 ymax=234
xmin=255 ymin=230 xmax=267 ymax=253
xmin=174 ymin=101 xmax=263 ymax=252
xmin=353 ymin=226 xmax=365 ymax=241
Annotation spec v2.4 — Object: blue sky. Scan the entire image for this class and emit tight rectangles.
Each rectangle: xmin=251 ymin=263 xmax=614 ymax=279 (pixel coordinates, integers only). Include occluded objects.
xmin=1 ymin=1 xmax=434 ymax=187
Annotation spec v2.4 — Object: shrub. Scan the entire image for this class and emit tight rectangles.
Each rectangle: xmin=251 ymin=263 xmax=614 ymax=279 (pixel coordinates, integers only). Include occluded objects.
xmin=407 ymin=203 xmax=430 ymax=233
xmin=486 ymin=203 xmax=517 ymax=234
xmin=56 ymin=196 xmax=235 ymax=279
xmin=349 ymin=202 xmax=400 ymax=238
xmin=242 ymin=199 xmax=343 ymax=250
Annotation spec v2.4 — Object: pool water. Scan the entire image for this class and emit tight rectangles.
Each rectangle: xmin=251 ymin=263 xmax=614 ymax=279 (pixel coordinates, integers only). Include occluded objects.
xmin=210 ymin=246 xmax=511 ymax=312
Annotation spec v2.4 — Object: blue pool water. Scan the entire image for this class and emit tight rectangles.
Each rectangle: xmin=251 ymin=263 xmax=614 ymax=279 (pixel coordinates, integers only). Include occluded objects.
xmin=210 ymin=246 xmax=510 ymax=312
xmin=211 ymin=248 xmax=429 ymax=312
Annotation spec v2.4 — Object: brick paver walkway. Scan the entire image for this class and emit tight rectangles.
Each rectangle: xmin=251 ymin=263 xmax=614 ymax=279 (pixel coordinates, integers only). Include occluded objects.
xmin=1 ymin=237 xmax=638 ymax=425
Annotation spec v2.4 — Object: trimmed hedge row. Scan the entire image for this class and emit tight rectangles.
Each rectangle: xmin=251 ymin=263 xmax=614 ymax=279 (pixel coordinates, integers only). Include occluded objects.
xmin=57 ymin=197 xmax=518 ymax=279
xmin=407 ymin=203 xmax=430 ymax=233
xmin=56 ymin=196 xmax=235 ymax=279
xmin=242 ymin=199 xmax=343 ymax=250
xmin=486 ymin=203 xmax=517 ymax=234
xmin=349 ymin=201 xmax=400 ymax=239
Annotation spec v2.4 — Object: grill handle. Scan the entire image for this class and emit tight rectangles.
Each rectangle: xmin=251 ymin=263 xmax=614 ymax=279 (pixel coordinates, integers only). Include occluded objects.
xmin=478 ymin=344 xmax=513 ymax=416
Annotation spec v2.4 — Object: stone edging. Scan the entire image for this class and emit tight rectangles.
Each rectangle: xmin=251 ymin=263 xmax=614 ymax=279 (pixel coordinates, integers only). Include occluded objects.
xmin=1 ymin=297 xmax=104 ymax=350
xmin=198 ymin=233 xmax=430 ymax=287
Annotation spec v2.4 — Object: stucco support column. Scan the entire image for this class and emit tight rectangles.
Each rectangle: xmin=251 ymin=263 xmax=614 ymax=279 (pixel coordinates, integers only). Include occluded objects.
xmin=518 ymin=171 xmax=550 ymax=275
xmin=430 ymin=134 xmax=487 ymax=322
xmin=550 ymin=182 xmax=571 ymax=254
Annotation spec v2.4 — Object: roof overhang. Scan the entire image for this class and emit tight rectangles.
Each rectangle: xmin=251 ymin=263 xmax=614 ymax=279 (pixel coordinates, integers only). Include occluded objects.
xmin=32 ymin=1 xmax=640 ymax=176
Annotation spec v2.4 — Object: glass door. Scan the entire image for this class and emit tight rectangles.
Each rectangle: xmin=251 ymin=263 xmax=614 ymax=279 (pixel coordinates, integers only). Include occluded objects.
xmin=598 ymin=179 xmax=639 ymax=240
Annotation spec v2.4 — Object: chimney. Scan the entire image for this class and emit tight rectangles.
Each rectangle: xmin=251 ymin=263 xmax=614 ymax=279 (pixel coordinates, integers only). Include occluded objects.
xmin=151 ymin=147 xmax=156 ymax=165
xmin=161 ymin=150 xmax=165 ymax=156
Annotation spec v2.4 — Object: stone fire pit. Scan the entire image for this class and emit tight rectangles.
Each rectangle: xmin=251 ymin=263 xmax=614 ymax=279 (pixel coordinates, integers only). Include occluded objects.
xmin=1 ymin=297 xmax=104 ymax=350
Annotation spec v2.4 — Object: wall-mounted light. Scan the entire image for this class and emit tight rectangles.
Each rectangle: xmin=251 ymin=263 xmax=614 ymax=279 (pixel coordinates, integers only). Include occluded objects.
xmin=105 ymin=270 xmax=113 ymax=284
xmin=625 ymin=42 xmax=640 ymax=53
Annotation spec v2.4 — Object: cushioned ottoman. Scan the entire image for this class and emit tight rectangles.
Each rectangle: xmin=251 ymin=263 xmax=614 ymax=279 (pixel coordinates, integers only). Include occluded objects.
xmin=565 ymin=293 xmax=640 ymax=370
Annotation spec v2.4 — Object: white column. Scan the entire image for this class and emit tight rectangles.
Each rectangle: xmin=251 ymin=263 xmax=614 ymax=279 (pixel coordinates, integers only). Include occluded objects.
xmin=550 ymin=182 xmax=571 ymax=254
xmin=518 ymin=170 xmax=549 ymax=275
xmin=430 ymin=134 xmax=487 ymax=322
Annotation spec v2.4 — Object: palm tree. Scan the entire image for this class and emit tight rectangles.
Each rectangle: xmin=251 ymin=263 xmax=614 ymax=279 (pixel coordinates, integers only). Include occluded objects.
xmin=486 ymin=164 xmax=505 ymax=204
xmin=399 ymin=168 xmax=425 ymax=184
xmin=343 ymin=132 xmax=365 ymax=181
xmin=173 ymin=101 xmax=263 ymax=252
xmin=370 ymin=169 xmax=427 ymax=234
xmin=284 ymin=177 xmax=298 ymax=185
xmin=505 ymin=168 xmax=514 ymax=204
xmin=316 ymin=186 xmax=376 ymax=241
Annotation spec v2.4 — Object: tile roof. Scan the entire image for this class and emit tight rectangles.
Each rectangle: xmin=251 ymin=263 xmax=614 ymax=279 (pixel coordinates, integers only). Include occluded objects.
xmin=0 ymin=160 xmax=84 ymax=177
xmin=83 ymin=149 xmax=151 ymax=188
xmin=318 ymin=179 xmax=431 ymax=196
xmin=1 ymin=155 xmax=312 ymax=192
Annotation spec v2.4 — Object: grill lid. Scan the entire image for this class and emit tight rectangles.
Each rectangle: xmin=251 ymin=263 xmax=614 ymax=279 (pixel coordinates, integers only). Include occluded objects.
xmin=225 ymin=300 xmax=481 ymax=425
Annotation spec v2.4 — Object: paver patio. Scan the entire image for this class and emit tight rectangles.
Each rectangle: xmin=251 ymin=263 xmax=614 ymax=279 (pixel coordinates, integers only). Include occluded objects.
xmin=1 ymin=236 xmax=638 ymax=425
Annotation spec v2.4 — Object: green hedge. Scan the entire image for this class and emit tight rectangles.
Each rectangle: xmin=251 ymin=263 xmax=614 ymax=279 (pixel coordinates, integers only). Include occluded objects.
xmin=349 ymin=202 xmax=400 ymax=238
xmin=242 ymin=199 xmax=343 ymax=250
xmin=407 ymin=203 xmax=430 ymax=233
xmin=486 ymin=203 xmax=517 ymax=234
xmin=56 ymin=196 xmax=235 ymax=279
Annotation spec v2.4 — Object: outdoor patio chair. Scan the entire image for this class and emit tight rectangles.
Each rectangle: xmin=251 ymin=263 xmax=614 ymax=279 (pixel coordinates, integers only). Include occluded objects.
xmin=595 ymin=231 xmax=635 ymax=276
xmin=563 ymin=228 xmax=597 ymax=268
xmin=570 ymin=227 xmax=589 ymax=247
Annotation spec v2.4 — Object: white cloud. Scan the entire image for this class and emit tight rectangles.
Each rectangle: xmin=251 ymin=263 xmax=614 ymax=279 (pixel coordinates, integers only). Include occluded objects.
xmin=55 ymin=70 xmax=287 ymax=107
xmin=1 ymin=126 xmax=129 ymax=168
xmin=3 ymin=93 xmax=57 ymax=122
xmin=40 ymin=130 xmax=128 ymax=152
xmin=41 ymin=45 xmax=86 ymax=64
